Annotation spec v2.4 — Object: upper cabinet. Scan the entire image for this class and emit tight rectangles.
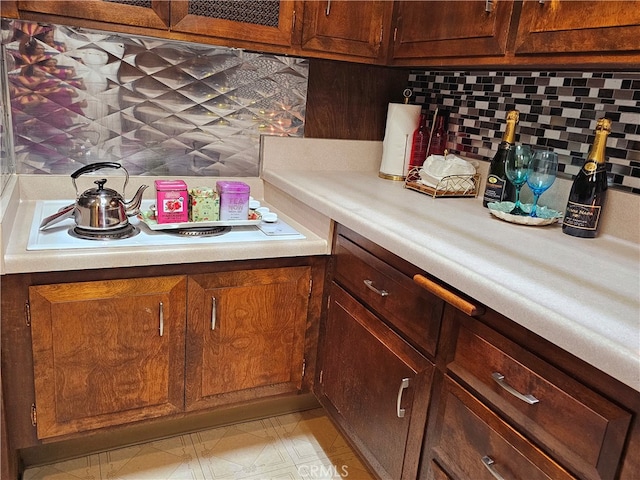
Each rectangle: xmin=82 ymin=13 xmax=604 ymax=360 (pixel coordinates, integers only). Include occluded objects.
xmin=390 ymin=0 xmax=640 ymax=67
xmin=391 ymin=0 xmax=515 ymax=62
xmin=514 ymin=0 xmax=640 ymax=56
xmin=170 ymin=0 xmax=297 ymax=48
xmin=300 ymin=1 xmax=393 ymax=61
xmin=16 ymin=1 xmax=171 ymax=29
xmin=10 ymin=0 xmax=640 ymax=67
xmin=14 ymin=0 xmax=298 ymax=54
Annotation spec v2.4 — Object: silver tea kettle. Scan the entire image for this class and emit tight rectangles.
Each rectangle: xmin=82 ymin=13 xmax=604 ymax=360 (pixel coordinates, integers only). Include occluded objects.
xmin=40 ymin=162 xmax=148 ymax=231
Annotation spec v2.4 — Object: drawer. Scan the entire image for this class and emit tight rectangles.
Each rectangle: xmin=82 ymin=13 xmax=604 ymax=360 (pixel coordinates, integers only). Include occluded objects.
xmin=333 ymin=233 xmax=444 ymax=357
xmin=433 ymin=378 xmax=575 ymax=480
xmin=449 ymin=315 xmax=632 ymax=480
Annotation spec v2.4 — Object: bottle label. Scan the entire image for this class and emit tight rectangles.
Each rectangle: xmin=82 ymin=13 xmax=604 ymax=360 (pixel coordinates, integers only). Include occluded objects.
xmin=483 ymin=175 xmax=507 ymax=203
xmin=563 ymin=201 xmax=602 ymax=231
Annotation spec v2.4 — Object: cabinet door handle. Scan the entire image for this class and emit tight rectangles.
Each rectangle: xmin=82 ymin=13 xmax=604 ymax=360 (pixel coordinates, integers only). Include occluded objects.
xmin=325 ymin=0 xmax=331 ymax=16
xmin=492 ymin=372 xmax=539 ymax=405
xmin=413 ymin=274 xmax=485 ymax=317
xmin=159 ymin=302 xmax=164 ymax=337
xmin=482 ymin=456 xmax=507 ymax=480
xmin=396 ymin=377 xmax=410 ymax=418
xmin=364 ymin=279 xmax=389 ymax=297
xmin=211 ymin=296 xmax=217 ymax=330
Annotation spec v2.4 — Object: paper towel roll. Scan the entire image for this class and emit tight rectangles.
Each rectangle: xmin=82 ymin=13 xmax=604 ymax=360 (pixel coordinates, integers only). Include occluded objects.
xmin=379 ymin=103 xmax=421 ymax=180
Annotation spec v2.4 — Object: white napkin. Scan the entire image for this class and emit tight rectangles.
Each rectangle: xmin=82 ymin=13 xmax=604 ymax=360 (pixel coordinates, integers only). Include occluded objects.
xmin=418 ymin=154 xmax=478 ymax=191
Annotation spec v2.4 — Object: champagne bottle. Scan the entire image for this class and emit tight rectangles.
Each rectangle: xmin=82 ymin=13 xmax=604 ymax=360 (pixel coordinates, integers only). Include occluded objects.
xmin=562 ymin=118 xmax=611 ymax=238
xmin=483 ymin=110 xmax=519 ymax=207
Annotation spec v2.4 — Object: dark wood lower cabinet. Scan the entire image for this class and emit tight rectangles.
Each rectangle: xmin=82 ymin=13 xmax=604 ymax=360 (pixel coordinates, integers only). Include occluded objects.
xmin=185 ymin=267 xmax=310 ymax=411
xmin=318 ymin=284 xmax=433 ymax=480
xmin=326 ymin=224 xmax=640 ymax=480
xmin=29 ymin=276 xmax=187 ymax=439
xmin=1 ymin=257 xmax=326 ymax=478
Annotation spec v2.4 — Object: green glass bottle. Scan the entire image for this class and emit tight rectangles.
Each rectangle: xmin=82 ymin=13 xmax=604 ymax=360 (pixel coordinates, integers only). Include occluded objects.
xmin=483 ymin=110 xmax=519 ymax=207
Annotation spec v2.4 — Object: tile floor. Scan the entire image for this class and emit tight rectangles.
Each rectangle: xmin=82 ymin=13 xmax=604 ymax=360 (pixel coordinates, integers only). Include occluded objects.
xmin=23 ymin=408 xmax=376 ymax=480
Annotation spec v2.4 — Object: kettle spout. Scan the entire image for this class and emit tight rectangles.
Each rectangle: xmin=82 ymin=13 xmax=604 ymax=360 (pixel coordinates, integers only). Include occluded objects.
xmin=124 ymin=184 xmax=149 ymax=216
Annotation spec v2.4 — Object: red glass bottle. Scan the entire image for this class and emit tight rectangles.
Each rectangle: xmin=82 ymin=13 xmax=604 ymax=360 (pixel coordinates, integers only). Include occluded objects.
xmin=409 ymin=114 xmax=429 ymax=172
xmin=427 ymin=111 xmax=448 ymax=157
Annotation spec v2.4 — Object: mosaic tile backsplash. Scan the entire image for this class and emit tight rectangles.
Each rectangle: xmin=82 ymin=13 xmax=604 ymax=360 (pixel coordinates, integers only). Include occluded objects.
xmin=0 ymin=19 xmax=308 ymax=177
xmin=408 ymin=71 xmax=640 ymax=194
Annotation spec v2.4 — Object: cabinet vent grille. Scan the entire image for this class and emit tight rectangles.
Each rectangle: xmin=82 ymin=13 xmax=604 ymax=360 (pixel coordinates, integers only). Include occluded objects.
xmin=104 ymin=0 xmax=153 ymax=8
xmin=188 ymin=0 xmax=280 ymax=27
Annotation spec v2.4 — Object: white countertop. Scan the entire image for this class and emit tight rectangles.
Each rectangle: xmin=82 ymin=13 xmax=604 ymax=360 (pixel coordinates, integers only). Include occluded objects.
xmin=260 ymin=137 xmax=640 ymax=392
xmin=1 ymin=176 xmax=329 ymax=274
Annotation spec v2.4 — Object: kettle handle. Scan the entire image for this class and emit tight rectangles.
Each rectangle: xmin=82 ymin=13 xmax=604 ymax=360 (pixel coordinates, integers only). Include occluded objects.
xmin=71 ymin=162 xmax=129 ymax=197
xmin=70 ymin=162 xmax=122 ymax=179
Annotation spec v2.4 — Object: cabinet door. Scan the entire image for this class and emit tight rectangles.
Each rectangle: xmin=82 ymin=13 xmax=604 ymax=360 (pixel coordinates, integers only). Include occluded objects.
xmin=392 ymin=0 xmax=515 ymax=61
xmin=185 ymin=267 xmax=310 ymax=411
xmin=319 ymin=284 xmax=433 ymax=480
xmin=17 ymin=1 xmax=171 ymax=29
xmin=301 ymin=1 xmax=390 ymax=60
xmin=29 ymin=276 xmax=187 ymax=439
xmin=170 ymin=0 xmax=296 ymax=47
xmin=514 ymin=0 xmax=640 ymax=55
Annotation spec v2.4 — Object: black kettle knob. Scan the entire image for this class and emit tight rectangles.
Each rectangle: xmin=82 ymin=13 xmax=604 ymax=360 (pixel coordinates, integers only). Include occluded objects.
xmin=94 ymin=179 xmax=107 ymax=190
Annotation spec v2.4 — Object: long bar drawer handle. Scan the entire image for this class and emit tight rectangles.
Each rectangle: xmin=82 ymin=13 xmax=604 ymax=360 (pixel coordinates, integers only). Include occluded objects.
xmin=413 ymin=274 xmax=485 ymax=317
xmin=396 ymin=377 xmax=410 ymax=418
xmin=492 ymin=372 xmax=539 ymax=404
xmin=159 ymin=302 xmax=164 ymax=337
xmin=482 ymin=456 xmax=507 ymax=480
xmin=211 ymin=296 xmax=217 ymax=331
xmin=364 ymin=279 xmax=389 ymax=297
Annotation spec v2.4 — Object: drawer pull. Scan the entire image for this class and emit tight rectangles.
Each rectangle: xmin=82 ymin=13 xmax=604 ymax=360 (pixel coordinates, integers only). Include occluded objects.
xmin=413 ymin=274 xmax=485 ymax=317
xmin=396 ymin=377 xmax=410 ymax=418
xmin=492 ymin=372 xmax=539 ymax=405
xmin=364 ymin=279 xmax=389 ymax=297
xmin=482 ymin=456 xmax=507 ymax=480
xmin=211 ymin=296 xmax=217 ymax=331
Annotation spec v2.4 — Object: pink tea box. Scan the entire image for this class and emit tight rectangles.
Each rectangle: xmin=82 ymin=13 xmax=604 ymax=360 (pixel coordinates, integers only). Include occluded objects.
xmin=216 ymin=181 xmax=250 ymax=220
xmin=155 ymin=180 xmax=188 ymax=224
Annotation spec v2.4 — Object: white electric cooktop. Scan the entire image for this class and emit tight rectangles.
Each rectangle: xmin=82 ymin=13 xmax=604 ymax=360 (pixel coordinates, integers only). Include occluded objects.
xmin=28 ymin=200 xmax=305 ymax=251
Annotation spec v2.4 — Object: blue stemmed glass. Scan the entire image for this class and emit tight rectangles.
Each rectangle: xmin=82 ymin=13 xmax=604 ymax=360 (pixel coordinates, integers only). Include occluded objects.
xmin=526 ymin=150 xmax=558 ymax=217
xmin=505 ymin=145 xmax=532 ymax=215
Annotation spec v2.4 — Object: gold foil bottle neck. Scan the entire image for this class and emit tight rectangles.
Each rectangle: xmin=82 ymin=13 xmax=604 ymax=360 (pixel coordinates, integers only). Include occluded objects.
xmin=588 ymin=117 xmax=611 ymax=165
xmin=503 ymin=109 xmax=520 ymax=144
xmin=595 ymin=117 xmax=612 ymax=133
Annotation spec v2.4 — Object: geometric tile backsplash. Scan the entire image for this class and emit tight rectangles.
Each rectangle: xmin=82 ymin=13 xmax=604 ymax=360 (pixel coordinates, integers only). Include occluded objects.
xmin=1 ymin=19 xmax=307 ymax=178
xmin=408 ymin=70 xmax=640 ymax=194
